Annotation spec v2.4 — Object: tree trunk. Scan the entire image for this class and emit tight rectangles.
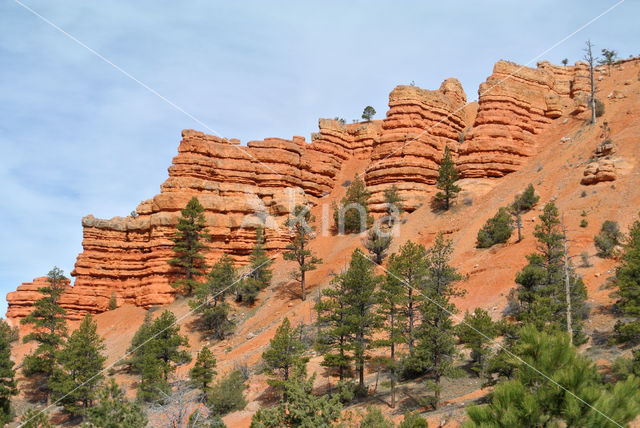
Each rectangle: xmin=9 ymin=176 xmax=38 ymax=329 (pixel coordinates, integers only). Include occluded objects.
xmin=301 ymin=270 xmax=306 ymax=301
xmin=562 ymin=221 xmax=573 ymax=344
xmin=390 ymin=312 xmax=396 ymax=409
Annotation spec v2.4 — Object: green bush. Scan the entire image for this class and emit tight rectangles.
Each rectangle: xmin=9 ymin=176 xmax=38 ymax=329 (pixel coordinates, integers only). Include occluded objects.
xmin=512 ymin=184 xmax=540 ymax=212
xmin=594 ymin=220 xmax=622 ymax=258
xmin=207 ymin=370 xmax=247 ymax=416
xmin=594 ymin=98 xmax=605 ymax=117
xmin=580 ymin=219 xmax=589 ymax=228
xmin=476 ymin=207 xmax=513 ymax=248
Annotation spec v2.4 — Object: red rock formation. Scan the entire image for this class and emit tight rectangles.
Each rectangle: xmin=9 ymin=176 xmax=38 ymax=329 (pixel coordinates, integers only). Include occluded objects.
xmin=365 ymin=79 xmax=469 ymax=212
xmin=6 ymin=277 xmax=71 ymax=320
xmin=457 ymin=60 xmax=601 ymax=178
xmin=581 ymin=159 xmax=616 ymax=185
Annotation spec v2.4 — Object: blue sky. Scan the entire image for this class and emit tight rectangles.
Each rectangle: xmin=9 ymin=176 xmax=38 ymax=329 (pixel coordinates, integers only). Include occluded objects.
xmin=1 ymin=1 xmax=638 ymax=315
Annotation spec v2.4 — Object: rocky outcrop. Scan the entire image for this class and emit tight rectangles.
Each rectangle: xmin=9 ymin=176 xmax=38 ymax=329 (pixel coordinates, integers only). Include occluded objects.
xmin=6 ymin=277 xmax=72 ymax=320
xmin=581 ymin=159 xmax=616 ymax=185
xmin=365 ymin=79 xmax=469 ymax=212
xmin=457 ymin=60 xmax=603 ymax=178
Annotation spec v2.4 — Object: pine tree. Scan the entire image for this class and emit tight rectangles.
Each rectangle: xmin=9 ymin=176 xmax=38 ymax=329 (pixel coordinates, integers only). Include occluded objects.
xmin=414 ymin=233 xmax=465 ymax=408
xmin=383 ymin=184 xmax=404 ymax=227
xmin=375 ymin=253 xmax=409 ymax=408
xmin=434 ymin=146 xmax=460 ymax=210
xmin=512 ymin=184 xmax=539 ymax=212
xmin=389 ymin=241 xmax=429 ymax=359
xmin=283 ymin=205 xmax=322 ymax=301
xmin=19 ymin=408 xmax=53 ymax=427
xmin=595 ymin=220 xmax=622 ymax=258
xmin=614 ymin=216 xmax=640 ymax=344
xmin=236 ymin=227 xmax=274 ymax=304
xmin=0 ymin=321 xmax=17 ymax=425
xmin=192 ymin=255 xmax=236 ymax=339
xmin=343 ymin=249 xmax=383 ymax=392
xmin=250 ymin=360 xmax=342 ymax=427
xmin=50 ymin=313 xmax=106 ymax=417
xmin=206 ymin=370 xmax=247 ymax=416
xmin=126 ymin=310 xmax=191 ymax=402
xmin=262 ymin=317 xmax=308 ymax=396
xmin=169 ymin=197 xmax=210 ymax=296
xmin=456 ymin=308 xmax=497 ymax=377
xmin=358 ymin=406 xmax=394 ymax=428
xmin=86 ymin=378 xmax=147 ymax=428
xmin=476 ymin=207 xmax=513 ymax=248
xmin=190 ymin=347 xmax=217 ymax=395
xmin=362 ymin=227 xmax=392 ymax=265
xmin=315 ymin=272 xmax=353 ymax=381
xmin=464 ymin=325 xmax=640 ymax=428
xmin=22 ymin=266 xmax=68 ymax=400
xmin=513 ymin=202 xmax=588 ymax=344
xmin=333 ymin=176 xmax=373 ymax=234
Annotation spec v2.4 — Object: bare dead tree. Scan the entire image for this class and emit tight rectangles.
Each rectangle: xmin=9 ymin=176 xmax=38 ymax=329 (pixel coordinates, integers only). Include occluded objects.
xmin=561 ymin=219 xmax=573 ymax=345
xmin=583 ymin=40 xmax=597 ymax=125
xmin=149 ymin=378 xmax=205 ymax=428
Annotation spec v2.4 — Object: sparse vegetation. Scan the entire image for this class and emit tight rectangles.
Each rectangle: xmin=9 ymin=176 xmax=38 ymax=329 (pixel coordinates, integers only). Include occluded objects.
xmin=476 ymin=207 xmax=513 ymax=248
xmin=333 ymin=175 xmax=373 ymax=234
xmin=594 ymin=220 xmax=622 ymax=258
xmin=284 ymin=205 xmax=322 ymax=301
xmin=433 ymin=146 xmax=461 ymax=211
xmin=362 ymin=105 xmax=376 ymax=122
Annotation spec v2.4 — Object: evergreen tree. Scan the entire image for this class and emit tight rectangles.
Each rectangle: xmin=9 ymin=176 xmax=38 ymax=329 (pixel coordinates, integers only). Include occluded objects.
xmin=108 ymin=292 xmax=117 ymax=310
xmin=513 ymin=202 xmax=588 ymax=344
xmin=464 ymin=325 xmax=640 ymax=428
xmin=168 ymin=197 xmax=210 ymax=296
xmin=594 ymin=220 xmax=622 ymax=258
xmin=333 ymin=176 xmax=373 ymax=234
xmin=433 ymin=146 xmax=460 ymax=210
xmin=614 ymin=216 xmax=640 ymax=344
xmin=206 ymin=370 xmax=247 ymax=416
xmin=190 ymin=347 xmax=217 ymax=395
xmin=414 ymin=234 xmax=464 ymax=408
xmin=262 ymin=317 xmax=308 ymax=395
xmin=0 ymin=321 xmax=17 ymax=425
xmin=362 ymin=105 xmax=376 ymax=121
xmin=250 ymin=361 xmax=342 ymax=427
xmin=86 ymin=378 xmax=148 ymax=428
xmin=343 ymin=249 xmax=383 ymax=392
xmin=375 ymin=252 xmax=409 ymax=408
xmin=126 ymin=311 xmax=191 ymax=402
xmin=315 ymin=272 xmax=353 ymax=381
xmin=512 ymin=184 xmax=539 ymax=212
xmin=388 ymin=241 xmax=429 ymax=360
xmin=362 ymin=227 xmax=392 ymax=265
xmin=50 ymin=313 xmax=106 ymax=417
xmin=456 ymin=308 xmax=497 ymax=377
xmin=237 ymin=227 xmax=274 ymax=304
xmin=22 ymin=266 xmax=68 ymax=400
xmin=19 ymin=408 xmax=53 ymax=428
xmin=283 ymin=205 xmax=322 ymax=301
xmin=383 ymin=184 xmax=404 ymax=227
xmin=359 ymin=406 xmax=394 ymax=428
xmin=191 ymin=255 xmax=236 ymax=339
xmin=476 ymin=207 xmax=513 ymax=248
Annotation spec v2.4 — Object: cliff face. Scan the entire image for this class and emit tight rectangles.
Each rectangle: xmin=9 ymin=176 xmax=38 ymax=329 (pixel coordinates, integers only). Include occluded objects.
xmin=365 ymin=79 xmax=469 ymax=212
xmin=6 ymin=277 xmax=72 ymax=320
xmin=9 ymin=58 xmax=620 ymax=321
xmin=457 ymin=60 xmax=597 ymax=178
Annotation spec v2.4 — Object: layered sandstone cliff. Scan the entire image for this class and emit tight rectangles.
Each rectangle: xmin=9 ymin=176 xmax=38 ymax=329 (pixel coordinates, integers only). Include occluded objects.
xmin=6 ymin=277 xmax=72 ymax=320
xmin=10 ymin=58 xmax=623 ymax=321
xmin=365 ymin=79 xmax=469 ymax=212
xmin=457 ymin=60 xmax=600 ymax=178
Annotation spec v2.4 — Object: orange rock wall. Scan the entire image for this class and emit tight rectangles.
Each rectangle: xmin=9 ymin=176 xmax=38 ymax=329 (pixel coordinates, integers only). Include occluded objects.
xmin=10 ymin=59 xmax=614 ymax=321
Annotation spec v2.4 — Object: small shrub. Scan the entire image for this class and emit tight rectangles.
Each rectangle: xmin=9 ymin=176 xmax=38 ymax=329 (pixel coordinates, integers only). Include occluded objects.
xmin=581 ymin=190 xmax=588 ymax=198
xmin=594 ymin=98 xmax=605 ymax=117
xmin=336 ymin=380 xmax=357 ymax=403
xmin=109 ymin=292 xmax=118 ymax=310
xmin=594 ymin=220 xmax=622 ymax=258
xmin=359 ymin=406 xmax=393 ymax=428
xmin=476 ymin=207 xmax=513 ymax=248
xmin=130 ymin=210 xmax=138 ymax=218
xmin=581 ymin=251 xmax=592 ymax=267
xmin=398 ymin=412 xmax=429 ymax=428
xmin=580 ymin=219 xmax=589 ymax=228
xmin=458 ymin=132 xmax=465 ymax=143
xmin=207 ymin=370 xmax=247 ymax=416
xmin=512 ymin=184 xmax=540 ymax=212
